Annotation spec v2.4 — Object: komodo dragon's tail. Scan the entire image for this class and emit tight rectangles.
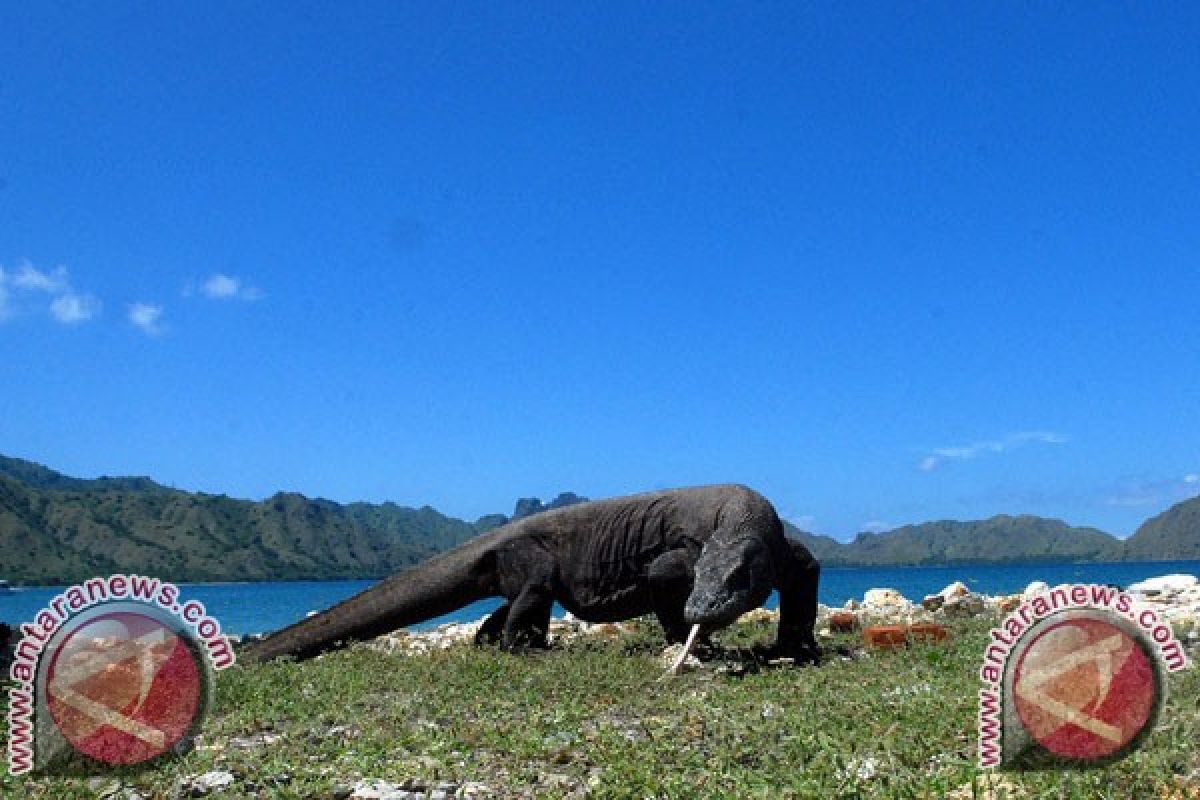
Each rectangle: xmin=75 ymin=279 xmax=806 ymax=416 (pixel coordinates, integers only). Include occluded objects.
xmin=239 ymin=541 xmax=497 ymax=663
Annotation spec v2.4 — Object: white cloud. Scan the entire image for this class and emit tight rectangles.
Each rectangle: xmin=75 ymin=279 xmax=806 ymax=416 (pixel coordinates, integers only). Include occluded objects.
xmin=128 ymin=303 xmax=165 ymax=336
xmin=11 ymin=262 xmax=69 ymax=293
xmin=918 ymin=431 xmax=1067 ymax=471
xmin=50 ymin=292 xmax=101 ymax=324
xmin=1185 ymin=474 xmax=1199 ymax=485
xmin=0 ymin=261 xmax=102 ymax=325
xmin=790 ymin=514 xmax=817 ymax=531
xmin=200 ymin=273 xmax=262 ymax=301
xmin=861 ymin=520 xmax=891 ymax=533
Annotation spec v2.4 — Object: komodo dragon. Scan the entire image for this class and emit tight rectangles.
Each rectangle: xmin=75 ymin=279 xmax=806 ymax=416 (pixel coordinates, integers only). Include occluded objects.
xmin=241 ymin=484 xmax=821 ymax=665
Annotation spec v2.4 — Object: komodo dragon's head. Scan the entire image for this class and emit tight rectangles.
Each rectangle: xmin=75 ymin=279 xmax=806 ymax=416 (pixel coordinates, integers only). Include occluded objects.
xmin=683 ymin=532 xmax=774 ymax=628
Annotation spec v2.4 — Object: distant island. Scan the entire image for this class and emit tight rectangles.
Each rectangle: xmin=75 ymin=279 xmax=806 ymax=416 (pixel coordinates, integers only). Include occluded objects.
xmin=1 ymin=454 xmax=1197 ymax=585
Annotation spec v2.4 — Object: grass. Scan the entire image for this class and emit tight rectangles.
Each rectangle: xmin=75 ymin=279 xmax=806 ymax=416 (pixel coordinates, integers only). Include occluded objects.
xmin=2 ymin=616 xmax=1198 ymax=799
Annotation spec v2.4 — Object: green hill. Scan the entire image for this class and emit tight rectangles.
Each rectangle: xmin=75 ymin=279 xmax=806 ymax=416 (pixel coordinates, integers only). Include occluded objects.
xmin=822 ymin=515 xmax=1123 ymax=566
xmin=780 ymin=521 xmax=848 ymax=564
xmin=0 ymin=454 xmax=594 ymax=585
xmin=1122 ymin=494 xmax=1200 ymax=560
xmin=3 ymin=453 xmax=1197 ymax=585
xmin=0 ymin=456 xmax=483 ymax=585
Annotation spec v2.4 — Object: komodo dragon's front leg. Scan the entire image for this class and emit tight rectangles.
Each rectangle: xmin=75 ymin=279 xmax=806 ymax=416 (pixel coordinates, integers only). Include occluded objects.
xmin=764 ymin=538 xmax=822 ymax=664
xmin=647 ymin=549 xmax=696 ymax=644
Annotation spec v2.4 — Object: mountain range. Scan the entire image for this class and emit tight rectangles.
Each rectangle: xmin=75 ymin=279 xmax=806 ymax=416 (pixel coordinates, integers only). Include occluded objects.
xmin=1 ymin=454 xmax=1197 ymax=585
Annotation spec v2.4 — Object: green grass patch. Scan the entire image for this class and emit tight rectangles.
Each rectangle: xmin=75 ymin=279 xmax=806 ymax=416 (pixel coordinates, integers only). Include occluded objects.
xmin=2 ymin=617 xmax=1198 ymax=799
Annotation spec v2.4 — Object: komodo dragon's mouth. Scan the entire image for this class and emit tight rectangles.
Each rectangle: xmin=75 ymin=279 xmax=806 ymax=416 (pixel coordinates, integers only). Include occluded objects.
xmin=683 ymin=590 xmax=755 ymax=627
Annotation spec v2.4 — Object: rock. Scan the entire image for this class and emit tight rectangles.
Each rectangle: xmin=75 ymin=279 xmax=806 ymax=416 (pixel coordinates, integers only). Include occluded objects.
xmin=946 ymin=773 xmax=1028 ymax=799
xmin=942 ymin=592 xmax=985 ymax=618
xmin=1128 ymin=574 xmax=1198 ymax=596
xmin=180 ymin=771 xmax=236 ymax=797
xmin=331 ymin=785 xmax=353 ymax=800
xmin=539 ymin=773 xmax=576 ymax=791
xmin=863 ymin=625 xmax=908 ymax=651
xmin=844 ymin=598 xmax=860 ymax=611
xmin=586 ymin=623 xmax=623 ymax=638
xmin=349 ymin=780 xmax=413 ymax=800
xmin=87 ymin=778 xmax=120 ymax=796
xmin=829 ymin=610 xmax=859 ymax=632
xmin=1165 ymin=609 xmax=1200 ymax=633
xmin=883 ymin=682 xmax=932 ymax=699
xmin=1022 ymin=581 xmax=1049 ymax=600
xmin=908 ymin=623 xmax=949 ymax=643
xmin=863 ymin=588 xmax=908 ymax=608
xmin=921 ymin=594 xmax=944 ymax=612
xmin=661 ymin=643 xmax=701 ymax=672
xmin=228 ymin=731 xmax=284 ymax=750
xmin=997 ymin=594 xmax=1022 ymax=613
xmin=939 ymin=581 xmax=970 ymax=600
xmin=738 ymin=607 xmax=777 ymax=625
xmin=841 ymin=756 xmax=878 ymax=781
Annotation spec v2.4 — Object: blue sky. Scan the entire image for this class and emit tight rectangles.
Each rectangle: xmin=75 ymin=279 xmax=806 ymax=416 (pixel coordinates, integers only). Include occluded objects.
xmin=2 ymin=3 xmax=1197 ymax=539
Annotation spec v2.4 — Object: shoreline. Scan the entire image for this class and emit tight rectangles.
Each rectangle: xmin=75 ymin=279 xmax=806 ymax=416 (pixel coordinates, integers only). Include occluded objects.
xmin=6 ymin=556 xmax=1200 ymax=591
xmin=236 ymin=572 xmax=1200 ymax=655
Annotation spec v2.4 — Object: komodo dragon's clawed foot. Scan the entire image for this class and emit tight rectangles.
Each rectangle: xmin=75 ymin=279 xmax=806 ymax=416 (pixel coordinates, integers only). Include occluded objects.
xmin=748 ymin=641 xmax=823 ymax=667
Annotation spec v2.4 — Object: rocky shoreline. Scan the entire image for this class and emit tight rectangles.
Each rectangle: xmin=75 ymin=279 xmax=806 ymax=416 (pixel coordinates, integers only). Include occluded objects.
xmin=272 ymin=572 xmax=1200 ymax=660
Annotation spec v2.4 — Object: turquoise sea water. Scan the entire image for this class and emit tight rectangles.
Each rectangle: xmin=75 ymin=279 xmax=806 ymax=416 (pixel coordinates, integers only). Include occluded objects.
xmin=3 ymin=560 xmax=1198 ymax=636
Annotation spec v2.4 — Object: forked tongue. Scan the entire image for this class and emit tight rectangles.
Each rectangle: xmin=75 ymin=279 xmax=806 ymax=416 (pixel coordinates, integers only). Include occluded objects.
xmin=668 ymin=623 xmax=704 ymax=675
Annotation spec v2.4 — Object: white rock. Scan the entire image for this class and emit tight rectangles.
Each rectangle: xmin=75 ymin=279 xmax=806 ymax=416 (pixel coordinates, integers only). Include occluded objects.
xmin=660 ymin=643 xmax=701 ymax=673
xmin=863 ymin=588 xmax=908 ymax=608
xmin=182 ymin=771 xmax=236 ymax=795
xmin=939 ymin=581 xmax=970 ymax=600
xmin=350 ymin=780 xmax=408 ymax=800
xmin=1022 ymin=580 xmax=1050 ymax=600
xmin=737 ymin=607 xmax=777 ymax=625
xmin=841 ymin=756 xmax=878 ymax=781
xmin=1128 ymin=574 xmax=1198 ymax=596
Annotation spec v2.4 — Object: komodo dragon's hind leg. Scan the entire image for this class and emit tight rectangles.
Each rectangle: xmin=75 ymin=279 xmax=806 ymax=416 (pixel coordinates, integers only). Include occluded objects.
xmin=475 ymin=603 xmax=511 ymax=645
xmin=503 ymin=584 xmax=554 ymax=651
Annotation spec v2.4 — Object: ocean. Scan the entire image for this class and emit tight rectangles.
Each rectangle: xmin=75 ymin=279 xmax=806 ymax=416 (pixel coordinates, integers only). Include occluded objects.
xmin=3 ymin=559 xmax=1198 ymax=636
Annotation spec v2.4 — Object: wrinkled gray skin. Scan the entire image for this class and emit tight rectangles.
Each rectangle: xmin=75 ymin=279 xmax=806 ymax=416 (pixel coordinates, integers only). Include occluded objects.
xmin=241 ymin=485 xmax=820 ymax=664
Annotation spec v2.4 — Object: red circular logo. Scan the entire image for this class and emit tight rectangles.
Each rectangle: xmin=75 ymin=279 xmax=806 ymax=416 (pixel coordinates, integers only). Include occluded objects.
xmin=45 ymin=609 xmax=204 ymax=765
xmin=1012 ymin=615 xmax=1158 ymax=761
